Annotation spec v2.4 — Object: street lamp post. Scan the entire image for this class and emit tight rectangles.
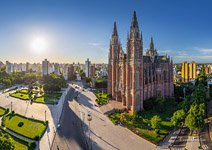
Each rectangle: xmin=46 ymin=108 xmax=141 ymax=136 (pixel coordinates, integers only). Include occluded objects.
xmin=183 ymin=87 xmax=186 ymax=98
xmin=87 ymin=112 xmax=92 ymax=150
xmin=45 ymin=110 xmax=47 ymax=122
xmin=11 ymin=102 xmax=12 ymax=112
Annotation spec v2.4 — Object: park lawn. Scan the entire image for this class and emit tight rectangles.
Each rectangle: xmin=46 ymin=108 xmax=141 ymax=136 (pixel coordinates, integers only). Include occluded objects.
xmin=0 ymin=128 xmax=30 ymax=150
xmin=10 ymin=90 xmax=62 ymax=104
xmin=18 ymin=89 xmax=28 ymax=94
xmin=0 ymin=127 xmax=37 ymax=150
xmin=108 ymin=109 xmax=173 ymax=144
xmin=0 ymin=107 xmax=7 ymax=116
xmin=10 ymin=92 xmax=29 ymax=100
xmin=108 ymin=112 xmax=121 ymax=124
xmin=3 ymin=114 xmax=47 ymax=140
xmin=36 ymin=93 xmax=62 ymax=104
xmin=95 ymin=92 xmax=109 ymax=105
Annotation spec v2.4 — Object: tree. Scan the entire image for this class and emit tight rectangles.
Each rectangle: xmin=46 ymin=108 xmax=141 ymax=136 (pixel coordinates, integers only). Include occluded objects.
xmin=0 ymin=137 xmax=14 ymax=150
xmin=154 ymin=97 xmax=166 ymax=112
xmin=171 ymin=109 xmax=186 ymax=127
xmin=196 ymin=66 xmax=207 ymax=86
xmin=2 ymin=79 xmax=11 ymax=86
xmin=151 ymin=115 xmax=161 ymax=130
xmin=185 ymin=103 xmax=205 ymax=132
xmin=181 ymin=96 xmax=190 ymax=112
xmin=95 ymin=80 xmax=107 ymax=88
xmin=86 ymin=77 xmax=92 ymax=83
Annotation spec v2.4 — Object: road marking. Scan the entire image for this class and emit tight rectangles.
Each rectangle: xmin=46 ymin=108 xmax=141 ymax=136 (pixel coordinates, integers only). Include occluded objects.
xmin=202 ymin=144 xmax=209 ymax=150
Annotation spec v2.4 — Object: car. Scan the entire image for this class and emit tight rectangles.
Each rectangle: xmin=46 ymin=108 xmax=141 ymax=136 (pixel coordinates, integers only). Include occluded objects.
xmin=57 ymin=123 xmax=61 ymax=129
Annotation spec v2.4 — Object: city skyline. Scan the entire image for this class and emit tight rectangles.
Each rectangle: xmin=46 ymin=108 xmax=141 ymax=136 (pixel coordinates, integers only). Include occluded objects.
xmin=0 ymin=0 xmax=212 ymax=63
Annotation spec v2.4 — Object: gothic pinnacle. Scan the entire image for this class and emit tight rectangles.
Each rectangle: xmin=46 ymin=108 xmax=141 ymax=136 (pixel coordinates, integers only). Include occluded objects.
xmin=112 ymin=21 xmax=118 ymax=36
xmin=150 ymin=37 xmax=154 ymax=50
xmin=131 ymin=10 xmax=138 ymax=28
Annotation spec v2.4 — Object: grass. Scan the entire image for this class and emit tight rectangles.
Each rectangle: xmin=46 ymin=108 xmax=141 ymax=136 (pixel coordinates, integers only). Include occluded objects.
xmin=10 ymin=89 xmax=62 ymax=104
xmin=2 ymin=113 xmax=48 ymax=140
xmin=94 ymin=91 xmax=109 ymax=105
xmin=0 ymin=106 xmax=8 ymax=117
xmin=108 ymin=98 xmax=177 ymax=144
xmin=0 ymin=128 xmax=31 ymax=150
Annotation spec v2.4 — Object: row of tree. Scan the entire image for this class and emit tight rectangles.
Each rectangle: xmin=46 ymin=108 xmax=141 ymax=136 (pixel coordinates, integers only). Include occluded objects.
xmin=171 ymin=66 xmax=208 ymax=133
xmin=0 ymin=67 xmax=67 ymax=93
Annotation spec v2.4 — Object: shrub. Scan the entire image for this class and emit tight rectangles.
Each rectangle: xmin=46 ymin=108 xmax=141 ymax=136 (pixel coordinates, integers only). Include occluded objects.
xmin=155 ymin=129 xmax=160 ymax=134
xmin=34 ymin=135 xmax=40 ymax=140
xmin=28 ymin=142 xmax=36 ymax=148
xmin=44 ymin=121 xmax=48 ymax=126
xmin=11 ymin=111 xmax=15 ymax=114
xmin=5 ymin=108 xmax=9 ymax=114
xmin=18 ymin=122 xmax=24 ymax=127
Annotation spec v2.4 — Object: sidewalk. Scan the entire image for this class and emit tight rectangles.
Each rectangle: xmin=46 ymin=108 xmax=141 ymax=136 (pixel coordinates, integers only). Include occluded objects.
xmin=70 ymin=83 xmax=156 ymax=150
xmin=0 ymin=85 xmax=71 ymax=150
xmin=185 ymin=135 xmax=200 ymax=150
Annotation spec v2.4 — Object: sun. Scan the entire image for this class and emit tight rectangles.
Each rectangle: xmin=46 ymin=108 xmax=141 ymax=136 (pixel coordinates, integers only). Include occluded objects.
xmin=31 ymin=37 xmax=47 ymax=54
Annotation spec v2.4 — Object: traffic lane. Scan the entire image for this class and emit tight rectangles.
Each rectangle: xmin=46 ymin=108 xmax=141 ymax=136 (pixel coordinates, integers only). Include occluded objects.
xmin=52 ymin=90 xmax=87 ymax=150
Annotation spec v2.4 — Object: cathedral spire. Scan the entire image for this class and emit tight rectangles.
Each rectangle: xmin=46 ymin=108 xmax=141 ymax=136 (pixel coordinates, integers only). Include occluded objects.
xmin=131 ymin=11 xmax=138 ymax=28
xmin=127 ymin=32 xmax=129 ymax=40
xmin=150 ymin=37 xmax=154 ymax=50
xmin=112 ymin=21 xmax=118 ymax=36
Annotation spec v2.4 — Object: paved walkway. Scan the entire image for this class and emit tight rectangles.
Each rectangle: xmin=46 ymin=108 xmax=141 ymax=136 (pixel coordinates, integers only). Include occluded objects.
xmin=99 ymin=100 xmax=126 ymax=114
xmin=72 ymin=82 xmax=156 ymax=150
xmin=185 ymin=135 xmax=200 ymax=150
xmin=0 ymin=85 xmax=71 ymax=150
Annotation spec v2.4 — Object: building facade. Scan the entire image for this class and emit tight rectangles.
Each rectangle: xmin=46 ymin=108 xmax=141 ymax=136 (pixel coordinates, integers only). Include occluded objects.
xmin=181 ymin=61 xmax=196 ymax=82
xmin=42 ymin=59 xmax=49 ymax=75
xmin=85 ymin=58 xmax=91 ymax=77
xmin=107 ymin=11 xmax=174 ymax=113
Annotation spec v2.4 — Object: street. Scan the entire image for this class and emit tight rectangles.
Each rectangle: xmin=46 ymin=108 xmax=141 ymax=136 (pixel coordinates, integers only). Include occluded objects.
xmin=70 ymin=81 xmax=156 ymax=150
xmin=51 ymin=87 xmax=87 ymax=150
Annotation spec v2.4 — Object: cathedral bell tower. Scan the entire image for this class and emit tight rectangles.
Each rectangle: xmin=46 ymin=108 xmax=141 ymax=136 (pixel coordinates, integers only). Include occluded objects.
xmin=126 ymin=11 xmax=144 ymax=112
xmin=108 ymin=22 xmax=122 ymax=98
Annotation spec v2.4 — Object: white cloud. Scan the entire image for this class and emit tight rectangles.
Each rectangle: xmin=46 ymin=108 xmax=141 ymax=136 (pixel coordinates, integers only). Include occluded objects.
xmin=198 ymin=48 xmax=212 ymax=54
xmin=158 ymin=49 xmax=173 ymax=54
xmin=88 ymin=42 xmax=104 ymax=46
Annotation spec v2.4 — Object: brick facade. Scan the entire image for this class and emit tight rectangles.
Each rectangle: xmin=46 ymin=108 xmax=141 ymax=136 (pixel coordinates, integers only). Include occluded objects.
xmin=107 ymin=11 xmax=174 ymax=113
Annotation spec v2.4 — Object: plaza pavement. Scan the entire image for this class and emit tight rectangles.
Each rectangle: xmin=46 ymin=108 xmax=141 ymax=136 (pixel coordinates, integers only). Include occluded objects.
xmin=71 ymin=82 xmax=157 ymax=150
xmin=0 ymin=85 xmax=70 ymax=150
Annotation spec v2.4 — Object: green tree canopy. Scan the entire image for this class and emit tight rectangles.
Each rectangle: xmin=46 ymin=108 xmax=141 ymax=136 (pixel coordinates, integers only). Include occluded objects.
xmin=185 ymin=103 xmax=205 ymax=132
xmin=151 ymin=115 xmax=161 ymax=130
xmin=171 ymin=109 xmax=186 ymax=127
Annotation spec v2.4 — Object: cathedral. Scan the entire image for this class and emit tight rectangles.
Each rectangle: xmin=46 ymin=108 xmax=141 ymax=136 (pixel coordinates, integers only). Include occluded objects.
xmin=107 ymin=11 xmax=174 ymax=113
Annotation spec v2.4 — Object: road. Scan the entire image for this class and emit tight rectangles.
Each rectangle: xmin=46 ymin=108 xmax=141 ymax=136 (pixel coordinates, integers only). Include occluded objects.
xmin=71 ymin=81 xmax=156 ymax=150
xmin=51 ymin=87 xmax=87 ymax=150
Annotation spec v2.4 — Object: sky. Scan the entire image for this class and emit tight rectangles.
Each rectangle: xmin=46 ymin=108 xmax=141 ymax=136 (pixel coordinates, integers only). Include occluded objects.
xmin=0 ymin=0 xmax=212 ymax=64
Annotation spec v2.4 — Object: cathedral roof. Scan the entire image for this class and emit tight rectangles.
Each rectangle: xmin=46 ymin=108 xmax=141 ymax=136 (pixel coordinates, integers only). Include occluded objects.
xmin=143 ymin=55 xmax=170 ymax=63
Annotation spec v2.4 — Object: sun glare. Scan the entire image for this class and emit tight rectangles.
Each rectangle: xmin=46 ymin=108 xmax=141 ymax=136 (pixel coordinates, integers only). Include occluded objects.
xmin=31 ymin=37 xmax=47 ymax=54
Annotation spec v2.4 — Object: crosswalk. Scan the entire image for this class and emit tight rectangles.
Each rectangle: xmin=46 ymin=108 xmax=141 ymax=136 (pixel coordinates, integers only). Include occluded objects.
xmin=202 ymin=144 xmax=211 ymax=150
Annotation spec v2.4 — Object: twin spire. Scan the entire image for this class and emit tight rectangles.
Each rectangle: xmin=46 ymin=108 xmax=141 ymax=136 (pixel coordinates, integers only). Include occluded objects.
xmin=131 ymin=10 xmax=139 ymax=28
xmin=150 ymin=37 xmax=154 ymax=50
xmin=112 ymin=11 xmax=139 ymax=38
